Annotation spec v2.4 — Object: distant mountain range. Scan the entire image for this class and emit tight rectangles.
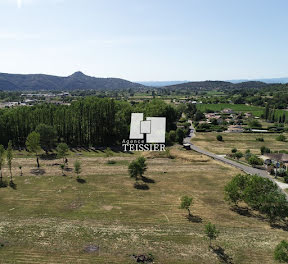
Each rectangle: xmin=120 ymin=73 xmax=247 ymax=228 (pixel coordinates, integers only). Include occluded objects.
xmin=138 ymin=81 xmax=190 ymax=87
xmin=163 ymin=80 xmax=272 ymax=90
xmin=0 ymin=71 xmax=286 ymax=91
xmin=141 ymin=78 xmax=288 ymax=87
xmin=0 ymin=71 xmax=145 ymax=91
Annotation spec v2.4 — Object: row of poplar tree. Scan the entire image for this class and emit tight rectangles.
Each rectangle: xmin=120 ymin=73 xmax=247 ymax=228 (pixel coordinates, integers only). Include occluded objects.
xmin=0 ymin=97 xmax=180 ymax=147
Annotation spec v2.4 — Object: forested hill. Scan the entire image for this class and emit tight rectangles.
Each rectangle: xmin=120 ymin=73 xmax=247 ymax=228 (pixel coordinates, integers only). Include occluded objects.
xmin=164 ymin=80 xmax=273 ymax=91
xmin=0 ymin=71 xmax=145 ymax=91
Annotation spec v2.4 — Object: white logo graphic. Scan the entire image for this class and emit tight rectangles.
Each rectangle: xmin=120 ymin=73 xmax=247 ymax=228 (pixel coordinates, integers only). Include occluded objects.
xmin=129 ymin=113 xmax=166 ymax=143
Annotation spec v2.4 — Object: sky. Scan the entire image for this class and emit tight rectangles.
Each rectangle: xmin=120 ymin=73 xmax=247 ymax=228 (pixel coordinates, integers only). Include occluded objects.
xmin=0 ymin=0 xmax=288 ymax=81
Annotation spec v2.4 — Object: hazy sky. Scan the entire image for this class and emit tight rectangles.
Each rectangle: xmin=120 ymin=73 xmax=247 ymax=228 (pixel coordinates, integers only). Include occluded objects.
xmin=1 ymin=0 xmax=288 ymax=81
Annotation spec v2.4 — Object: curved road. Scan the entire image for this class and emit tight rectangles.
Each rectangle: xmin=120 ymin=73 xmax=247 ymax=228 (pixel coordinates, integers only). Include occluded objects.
xmin=184 ymin=120 xmax=288 ymax=198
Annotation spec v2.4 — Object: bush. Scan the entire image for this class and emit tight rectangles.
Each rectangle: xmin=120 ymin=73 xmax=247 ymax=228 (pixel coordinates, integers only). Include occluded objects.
xmin=276 ymin=168 xmax=287 ymax=177
xmin=231 ymin=148 xmax=237 ymax=153
xmin=248 ymin=155 xmax=263 ymax=167
xmin=256 ymin=137 xmax=264 ymax=142
xmin=217 ymin=135 xmax=223 ymax=141
xmin=274 ymin=240 xmax=288 ymax=262
xmin=284 ymin=176 xmax=288 ymax=183
xmin=107 ymin=160 xmax=116 ymax=165
xmin=260 ymin=146 xmax=271 ymax=155
xmin=276 ymin=135 xmax=286 ymax=142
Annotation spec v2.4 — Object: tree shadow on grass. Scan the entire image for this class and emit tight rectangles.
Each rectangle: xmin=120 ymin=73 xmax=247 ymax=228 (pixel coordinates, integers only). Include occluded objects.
xmin=141 ymin=176 xmax=155 ymax=184
xmin=230 ymin=206 xmax=266 ymax=221
xmin=270 ymin=222 xmax=288 ymax=232
xmin=64 ymin=167 xmax=73 ymax=172
xmin=0 ymin=180 xmax=8 ymax=188
xmin=40 ymin=153 xmax=57 ymax=160
xmin=187 ymin=214 xmax=203 ymax=223
xmin=210 ymin=245 xmax=233 ymax=264
xmin=76 ymin=178 xmax=86 ymax=184
xmin=134 ymin=182 xmax=150 ymax=190
xmin=9 ymin=181 xmax=17 ymax=190
xmin=30 ymin=168 xmax=46 ymax=176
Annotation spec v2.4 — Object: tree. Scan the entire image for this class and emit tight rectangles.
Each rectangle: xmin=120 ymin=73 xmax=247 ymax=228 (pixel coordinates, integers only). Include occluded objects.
xmin=235 ymin=151 xmax=243 ymax=160
xmin=26 ymin=132 xmax=41 ymax=168
xmin=56 ymin=143 xmax=69 ymax=165
xmin=0 ymin=145 xmax=6 ymax=186
xmin=217 ymin=135 xmax=223 ymax=141
xmin=274 ymin=240 xmax=288 ymax=263
xmin=176 ymin=128 xmax=185 ymax=144
xmin=35 ymin=124 xmax=57 ymax=154
xmin=128 ymin=157 xmax=147 ymax=182
xmin=261 ymin=146 xmax=271 ymax=155
xmin=74 ymin=160 xmax=81 ymax=178
xmin=60 ymin=164 xmax=65 ymax=176
xmin=19 ymin=166 xmax=23 ymax=176
xmin=180 ymin=196 xmax=193 ymax=216
xmin=248 ymin=155 xmax=263 ymax=167
xmin=6 ymin=140 xmax=13 ymax=183
xmin=224 ymin=174 xmax=248 ymax=206
xmin=205 ymin=222 xmax=219 ymax=247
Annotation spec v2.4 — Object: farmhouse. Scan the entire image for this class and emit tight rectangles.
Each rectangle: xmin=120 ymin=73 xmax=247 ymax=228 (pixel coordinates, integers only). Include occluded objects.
xmin=260 ymin=153 xmax=288 ymax=171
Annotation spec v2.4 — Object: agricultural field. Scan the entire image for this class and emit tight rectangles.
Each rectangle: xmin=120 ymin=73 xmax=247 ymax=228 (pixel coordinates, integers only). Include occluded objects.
xmin=0 ymin=147 xmax=287 ymax=263
xmin=196 ymin=104 xmax=264 ymax=117
xmin=192 ymin=132 xmax=288 ymax=155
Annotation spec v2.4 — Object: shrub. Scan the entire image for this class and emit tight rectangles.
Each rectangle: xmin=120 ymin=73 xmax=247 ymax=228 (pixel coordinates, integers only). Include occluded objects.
xmin=231 ymin=148 xmax=237 ymax=153
xmin=217 ymin=135 xmax=223 ymax=141
xmin=260 ymin=146 xmax=271 ymax=155
xmin=256 ymin=137 xmax=264 ymax=142
xmin=276 ymin=135 xmax=286 ymax=142
xmin=274 ymin=240 xmax=288 ymax=262
xmin=248 ymin=155 xmax=263 ymax=167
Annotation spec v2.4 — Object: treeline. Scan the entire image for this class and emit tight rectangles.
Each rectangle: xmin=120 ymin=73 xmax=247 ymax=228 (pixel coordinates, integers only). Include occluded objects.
xmin=263 ymin=104 xmax=288 ymax=123
xmin=0 ymin=98 xmax=180 ymax=147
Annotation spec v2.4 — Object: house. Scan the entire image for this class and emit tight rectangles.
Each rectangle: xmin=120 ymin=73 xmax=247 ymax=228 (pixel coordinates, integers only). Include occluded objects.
xmin=221 ymin=108 xmax=234 ymax=114
xmin=261 ymin=153 xmax=288 ymax=171
xmin=227 ymin=125 xmax=244 ymax=133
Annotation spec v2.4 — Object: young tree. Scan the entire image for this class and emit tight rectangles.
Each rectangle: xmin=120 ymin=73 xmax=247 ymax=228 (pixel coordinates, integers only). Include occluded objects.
xmin=136 ymin=156 xmax=147 ymax=179
xmin=274 ymin=240 xmax=288 ymax=263
xmin=180 ymin=196 xmax=193 ymax=216
xmin=205 ymin=222 xmax=219 ymax=247
xmin=0 ymin=145 xmax=5 ymax=186
xmin=19 ymin=165 xmax=23 ymax=176
xmin=60 ymin=164 xmax=65 ymax=176
xmin=128 ymin=160 xmax=140 ymax=182
xmin=35 ymin=124 xmax=57 ymax=154
xmin=26 ymin=132 xmax=41 ymax=168
xmin=6 ymin=141 xmax=13 ymax=183
xmin=56 ymin=143 xmax=69 ymax=165
xmin=74 ymin=160 xmax=81 ymax=178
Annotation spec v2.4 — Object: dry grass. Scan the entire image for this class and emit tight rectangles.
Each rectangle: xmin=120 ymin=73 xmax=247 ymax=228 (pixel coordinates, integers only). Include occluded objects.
xmin=0 ymin=147 xmax=286 ymax=263
xmin=192 ymin=132 xmax=288 ymax=155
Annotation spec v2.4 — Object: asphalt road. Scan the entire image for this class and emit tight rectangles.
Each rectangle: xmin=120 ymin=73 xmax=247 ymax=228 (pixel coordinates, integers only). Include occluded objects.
xmin=183 ymin=121 xmax=288 ymax=198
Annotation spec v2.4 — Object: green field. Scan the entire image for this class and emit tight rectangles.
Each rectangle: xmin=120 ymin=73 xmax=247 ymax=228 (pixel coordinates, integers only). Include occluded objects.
xmin=196 ymin=104 xmax=264 ymax=116
xmin=0 ymin=147 xmax=287 ymax=263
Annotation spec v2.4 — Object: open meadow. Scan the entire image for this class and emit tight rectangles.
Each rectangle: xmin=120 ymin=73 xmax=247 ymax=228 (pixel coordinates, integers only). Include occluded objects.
xmin=192 ymin=132 xmax=288 ymax=155
xmin=0 ymin=147 xmax=287 ymax=263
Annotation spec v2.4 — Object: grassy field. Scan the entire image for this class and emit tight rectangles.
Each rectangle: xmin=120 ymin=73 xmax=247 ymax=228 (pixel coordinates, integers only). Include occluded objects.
xmin=196 ymin=104 xmax=264 ymax=116
xmin=0 ymin=147 xmax=287 ymax=263
xmin=192 ymin=132 xmax=288 ymax=155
